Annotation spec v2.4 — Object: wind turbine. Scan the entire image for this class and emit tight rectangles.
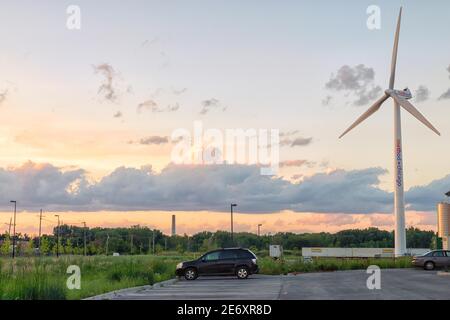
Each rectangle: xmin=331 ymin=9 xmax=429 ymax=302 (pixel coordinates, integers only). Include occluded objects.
xmin=339 ymin=7 xmax=440 ymax=256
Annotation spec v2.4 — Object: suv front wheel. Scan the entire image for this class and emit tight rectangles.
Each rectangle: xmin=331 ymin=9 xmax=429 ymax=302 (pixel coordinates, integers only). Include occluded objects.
xmin=184 ymin=267 xmax=198 ymax=280
xmin=236 ymin=266 xmax=249 ymax=279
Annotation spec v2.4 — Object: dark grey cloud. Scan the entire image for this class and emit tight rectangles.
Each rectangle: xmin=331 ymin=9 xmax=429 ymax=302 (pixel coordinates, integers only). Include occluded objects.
xmin=0 ymin=161 xmax=446 ymax=214
xmin=279 ymin=131 xmax=312 ymax=148
xmin=291 ymin=137 xmax=313 ymax=147
xmin=138 ymin=136 xmax=169 ymax=145
xmin=439 ymin=65 xmax=450 ymax=100
xmin=414 ymin=85 xmax=430 ymax=103
xmin=200 ymin=98 xmax=226 ymax=115
xmin=93 ymin=63 xmax=117 ymax=102
xmin=439 ymin=89 xmax=450 ymax=100
xmin=0 ymin=161 xmax=90 ymax=211
xmin=406 ymin=174 xmax=450 ymax=211
xmin=325 ymin=64 xmax=382 ymax=106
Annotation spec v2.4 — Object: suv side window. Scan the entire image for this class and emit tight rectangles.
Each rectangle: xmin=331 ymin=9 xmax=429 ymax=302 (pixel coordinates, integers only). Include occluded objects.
xmin=219 ymin=250 xmax=237 ymax=260
xmin=235 ymin=250 xmax=253 ymax=259
xmin=204 ymin=251 xmax=220 ymax=261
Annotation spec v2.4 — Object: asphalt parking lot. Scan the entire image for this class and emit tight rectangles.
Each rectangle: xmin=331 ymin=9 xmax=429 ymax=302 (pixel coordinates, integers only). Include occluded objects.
xmin=91 ymin=269 xmax=450 ymax=300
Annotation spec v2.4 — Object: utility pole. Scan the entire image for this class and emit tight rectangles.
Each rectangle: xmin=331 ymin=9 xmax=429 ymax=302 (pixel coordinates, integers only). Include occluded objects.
xmin=105 ymin=233 xmax=110 ymax=256
xmin=38 ymin=209 xmax=44 ymax=253
xmin=230 ymin=203 xmax=237 ymax=245
xmin=54 ymin=215 xmax=60 ymax=258
xmin=7 ymin=217 xmax=12 ymax=236
xmin=82 ymin=222 xmax=87 ymax=256
xmin=152 ymin=231 xmax=155 ymax=254
xmin=10 ymin=201 xmax=17 ymax=259
xmin=130 ymin=234 xmax=133 ymax=255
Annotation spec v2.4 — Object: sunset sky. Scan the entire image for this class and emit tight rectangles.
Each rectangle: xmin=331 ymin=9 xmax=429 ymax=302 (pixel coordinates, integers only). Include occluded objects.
xmin=0 ymin=0 xmax=449 ymax=236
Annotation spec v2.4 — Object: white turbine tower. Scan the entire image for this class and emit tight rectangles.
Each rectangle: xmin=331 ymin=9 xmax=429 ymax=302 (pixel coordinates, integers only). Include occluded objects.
xmin=339 ymin=7 xmax=441 ymax=256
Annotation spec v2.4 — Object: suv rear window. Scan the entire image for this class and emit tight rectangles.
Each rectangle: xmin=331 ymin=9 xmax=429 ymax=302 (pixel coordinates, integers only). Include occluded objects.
xmin=235 ymin=249 xmax=255 ymax=259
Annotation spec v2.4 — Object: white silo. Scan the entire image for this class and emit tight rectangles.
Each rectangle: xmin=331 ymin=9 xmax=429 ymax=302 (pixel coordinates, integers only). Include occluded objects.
xmin=437 ymin=202 xmax=450 ymax=250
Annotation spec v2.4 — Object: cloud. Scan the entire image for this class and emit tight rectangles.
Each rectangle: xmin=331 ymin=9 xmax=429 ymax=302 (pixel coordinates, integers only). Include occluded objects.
xmin=290 ymin=137 xmax=313 ymax=147
xmin=325 ymin=64 xmax=382 ymax=106
xmin=0 ymin=162 xmax=445 ymax=214
xmin=322 ymin=95 xmax=333 ymax=106
xmin=113 ymin=111 xmax=122 ymax=118
xmin=137 ymin=99 xmax=158 ymax=113
xmin=279 ymin=131 xmax=312 ymax=148
xmin=138 ymin=136 xmax=169 ymax=145
xmin=414 ymin=85 xmax=430 ymax=103
xmin=439 ymin=65 xmax=450 ymax=100
xmin=172 ymin=88 xmax=187 ymax=95
xmin=0 ymin=90 xmax=8 ymax=106
xmin=280 ymin=160 xmax=313 ymax=168
xmin=406 ymin=174 xmax=450 ymax=211
xmin=0 ymin=161 xmax=90 ymax=210
xmin=200 ymin=98 xmax=226 ymax=115
xmin=137 ymin=100 xmax=180 ymax=113
xmin=93 ymin=63 xmax=118 ymax=102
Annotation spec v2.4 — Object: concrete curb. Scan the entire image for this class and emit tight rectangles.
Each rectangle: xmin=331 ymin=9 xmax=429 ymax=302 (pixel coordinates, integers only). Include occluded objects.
xmin=84 ymin=278 xmax=179 ymax=300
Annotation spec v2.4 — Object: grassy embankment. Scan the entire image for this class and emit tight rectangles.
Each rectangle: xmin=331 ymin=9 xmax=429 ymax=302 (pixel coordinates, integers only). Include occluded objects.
xmin=0 ymin=253 xmax=413 ymax=300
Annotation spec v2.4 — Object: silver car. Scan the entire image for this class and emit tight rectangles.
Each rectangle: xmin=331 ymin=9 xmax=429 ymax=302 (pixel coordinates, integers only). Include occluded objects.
xmin=412 ymin=250 xmax=450 ymax=270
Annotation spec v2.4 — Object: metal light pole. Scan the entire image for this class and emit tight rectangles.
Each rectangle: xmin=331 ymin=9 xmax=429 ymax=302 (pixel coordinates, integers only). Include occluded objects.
xmin=82 ymin=222 xmax=87 ymax=256
xmin=105 ymin=233 xmax=110 ymax=256
xmin=10 ymin=201 xmax=17 ymax=259
xmin=38 ymin=209 xmax=43 ymax=253
xmin=258 ymin=224 xmax=263 ymax=237
xmin=230 ymin=203 xmax=237 ymax=245
xmin=54 ymin=215 xmax=60 ymax=258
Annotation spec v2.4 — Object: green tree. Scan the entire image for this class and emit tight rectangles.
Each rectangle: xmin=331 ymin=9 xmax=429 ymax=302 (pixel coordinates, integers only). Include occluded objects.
xmin=64 ymin=239 xmax=73 ymax=254
xmin=1 ymin=237 xmax=11 ymax=256
xmin=40 ymin=236 xmax=51 ymax=255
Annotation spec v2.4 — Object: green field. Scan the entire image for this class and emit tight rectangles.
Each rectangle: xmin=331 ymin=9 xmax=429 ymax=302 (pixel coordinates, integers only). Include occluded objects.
xmin=0 ymin=253 xmax=413 ymax=300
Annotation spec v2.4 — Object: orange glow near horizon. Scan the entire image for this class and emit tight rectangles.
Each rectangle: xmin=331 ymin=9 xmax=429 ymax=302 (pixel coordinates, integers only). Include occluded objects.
xmin=0 ymin=210 xmax=437 ymax=237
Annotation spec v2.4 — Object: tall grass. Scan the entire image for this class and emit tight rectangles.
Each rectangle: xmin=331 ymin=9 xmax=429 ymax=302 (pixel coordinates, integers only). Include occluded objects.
xmin=0 ymin=254 xmax=183 ymax=300
xmin=259 ymin=256 xmax=413 ymax=275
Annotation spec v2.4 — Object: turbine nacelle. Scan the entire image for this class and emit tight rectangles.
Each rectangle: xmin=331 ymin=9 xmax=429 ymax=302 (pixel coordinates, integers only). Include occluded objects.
xmin=385 ymin=88 xmax=412 ymax=100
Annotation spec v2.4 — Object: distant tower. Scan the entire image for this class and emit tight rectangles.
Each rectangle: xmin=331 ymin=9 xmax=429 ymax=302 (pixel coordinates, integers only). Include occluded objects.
xmin=171 ymin=215 xmax=176 ymax=236
xmin=437 ymin=202 xmax=450 ymax=250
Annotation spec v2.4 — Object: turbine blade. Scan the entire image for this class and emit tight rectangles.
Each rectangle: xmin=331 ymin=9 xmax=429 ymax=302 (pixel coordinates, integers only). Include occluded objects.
xmin=339 ymin=95 xmax=389 ymax=139
xmin=389 ymin=92 xmax=441 ymax=136
xmin=389 ymin=7 xmax=402 ymax=90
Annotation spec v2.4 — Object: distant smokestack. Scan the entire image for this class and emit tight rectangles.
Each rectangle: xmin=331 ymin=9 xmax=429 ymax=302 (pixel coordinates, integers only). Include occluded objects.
xmin=171 ymin=215 xmax=176 ymax=236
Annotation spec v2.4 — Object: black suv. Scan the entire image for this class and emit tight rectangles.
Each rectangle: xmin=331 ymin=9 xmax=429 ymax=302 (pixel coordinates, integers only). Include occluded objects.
xmin=176 ymin=248 xmax=258 ymax=280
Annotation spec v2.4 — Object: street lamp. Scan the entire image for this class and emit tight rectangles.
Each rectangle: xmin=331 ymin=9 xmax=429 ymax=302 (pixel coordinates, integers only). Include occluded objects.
xmin=54 ymin=215 xmax=60 ymax=258
xmin=10 ymin=201 xmax=16 ymax=259
xmin=258 ymin=224 xmax=263 ymax=237
xmin=230 ymin=203 xmax=237 ymax=244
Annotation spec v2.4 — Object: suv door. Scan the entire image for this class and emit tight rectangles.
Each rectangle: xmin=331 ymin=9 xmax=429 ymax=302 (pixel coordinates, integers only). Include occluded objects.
xmin=218 ymin=250 xmax=238 ymax=274
xmin=198 ymin=251 xmax=221 ymax=275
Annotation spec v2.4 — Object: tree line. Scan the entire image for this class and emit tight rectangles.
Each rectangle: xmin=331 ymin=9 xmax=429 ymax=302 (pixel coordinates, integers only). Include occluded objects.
xmin=0 ymin=225 xmax=440 ymax=256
